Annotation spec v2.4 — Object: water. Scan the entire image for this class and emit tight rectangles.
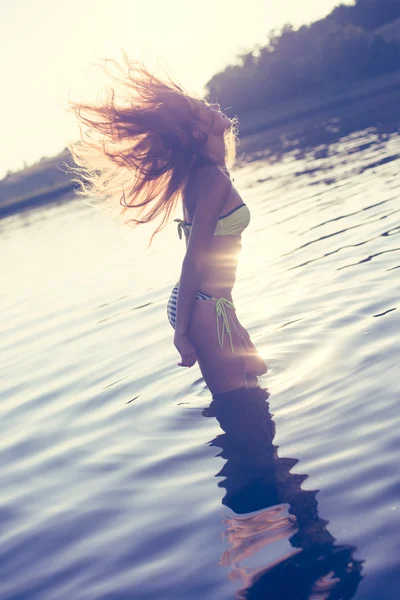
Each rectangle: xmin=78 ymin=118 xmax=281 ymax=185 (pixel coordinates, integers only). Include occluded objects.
xmin=1 ymin=126 xmax=399 ymax=599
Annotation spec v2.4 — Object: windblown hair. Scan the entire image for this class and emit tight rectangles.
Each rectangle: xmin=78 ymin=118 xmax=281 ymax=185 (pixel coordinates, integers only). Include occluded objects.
xmin=65 ymin=51 xmax=239 ymax=245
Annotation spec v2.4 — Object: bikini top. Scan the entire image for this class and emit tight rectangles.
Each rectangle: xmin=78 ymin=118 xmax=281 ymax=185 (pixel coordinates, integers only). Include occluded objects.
xmin=174 ymin=203 xmax=251 ymax=239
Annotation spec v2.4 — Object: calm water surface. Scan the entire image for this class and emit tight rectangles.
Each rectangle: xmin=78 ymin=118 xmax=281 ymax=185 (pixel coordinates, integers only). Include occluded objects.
xmin=1 ymin=127 xmax=399 ymax=599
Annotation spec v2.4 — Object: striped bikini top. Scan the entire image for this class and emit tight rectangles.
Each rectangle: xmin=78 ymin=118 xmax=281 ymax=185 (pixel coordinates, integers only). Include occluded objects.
xmin=175 ymin=203 xmax=251 ymax=240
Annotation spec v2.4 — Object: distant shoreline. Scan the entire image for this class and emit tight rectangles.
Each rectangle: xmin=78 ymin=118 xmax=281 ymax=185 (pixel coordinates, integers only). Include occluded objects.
xmin=2 ymin=69 xmax=400 ymax=218
xmin=237 ymin=69 xmax=400 ymax=153
xmin=0 ymin=182 xmax=76 ymax=219
xmin=0 ymin=148 xmax=78 ymax=219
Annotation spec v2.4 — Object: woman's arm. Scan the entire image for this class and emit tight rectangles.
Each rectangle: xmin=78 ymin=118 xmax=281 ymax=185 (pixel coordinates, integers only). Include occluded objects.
xmin=174 ymin=165 xmax=232 ymax=365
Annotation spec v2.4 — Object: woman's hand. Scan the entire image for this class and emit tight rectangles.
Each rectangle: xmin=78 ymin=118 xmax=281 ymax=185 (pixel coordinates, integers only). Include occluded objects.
xmin=235 ymin=323 xmax=256 ymax=350
xmin=232 ymin=318 xmax=268 ymax=375
xmin=174 ymin=333 xmax=198 ymax=368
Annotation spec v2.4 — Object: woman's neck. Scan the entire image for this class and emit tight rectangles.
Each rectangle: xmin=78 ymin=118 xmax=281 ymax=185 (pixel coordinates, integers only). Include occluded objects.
xmin=206 ymin=133 xmax=226 ymax=167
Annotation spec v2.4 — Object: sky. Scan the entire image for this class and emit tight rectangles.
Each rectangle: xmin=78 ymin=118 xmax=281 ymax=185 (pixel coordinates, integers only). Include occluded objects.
xmin=0 ymin=0 xmax=351 ymax=179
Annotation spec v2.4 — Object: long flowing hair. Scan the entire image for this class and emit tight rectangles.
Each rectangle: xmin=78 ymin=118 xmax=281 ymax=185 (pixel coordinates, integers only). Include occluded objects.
xmin=65 ymin=51 xmax=239 ymax=245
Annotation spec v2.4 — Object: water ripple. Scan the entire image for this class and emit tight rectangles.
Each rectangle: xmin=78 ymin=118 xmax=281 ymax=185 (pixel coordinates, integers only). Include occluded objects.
xmin=1 ymin=124 xmax=399 ymax=599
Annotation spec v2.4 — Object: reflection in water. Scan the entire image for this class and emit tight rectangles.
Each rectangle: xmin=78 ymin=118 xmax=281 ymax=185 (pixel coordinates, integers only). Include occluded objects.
xmin=203 ymin=386 xmax=364 ymax=600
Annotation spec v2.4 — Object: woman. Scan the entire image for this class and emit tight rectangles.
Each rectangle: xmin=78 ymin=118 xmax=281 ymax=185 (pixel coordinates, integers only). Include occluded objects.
xmin=66 ymin=53 xmax=267 ymax=396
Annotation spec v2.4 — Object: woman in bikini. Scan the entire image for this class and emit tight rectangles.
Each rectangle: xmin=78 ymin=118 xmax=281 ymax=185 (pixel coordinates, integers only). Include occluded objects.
xmin=67 ymin=54 xmax=267 ymax=397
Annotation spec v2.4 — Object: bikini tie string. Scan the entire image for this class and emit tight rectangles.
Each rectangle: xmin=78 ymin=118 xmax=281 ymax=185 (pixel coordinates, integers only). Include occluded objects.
xmin=215 ymin=298 xmax=235 ymax=352
xmin=174 ymin=219 xmax=190 ymax=240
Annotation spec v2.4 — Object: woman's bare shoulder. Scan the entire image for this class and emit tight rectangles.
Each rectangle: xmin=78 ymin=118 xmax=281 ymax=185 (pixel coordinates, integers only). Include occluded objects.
xmin=192 ymin=164 xmax=231 ymax=199
xmin=191 ymin=165 xmax=232 ymax=220
xmin=184 ymin=163 xmax=230 ymax=220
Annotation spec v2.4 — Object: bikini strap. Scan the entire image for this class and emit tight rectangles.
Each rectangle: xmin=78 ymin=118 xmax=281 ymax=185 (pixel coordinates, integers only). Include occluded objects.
xmin=215 ymin=298 xmax=235 ymax=352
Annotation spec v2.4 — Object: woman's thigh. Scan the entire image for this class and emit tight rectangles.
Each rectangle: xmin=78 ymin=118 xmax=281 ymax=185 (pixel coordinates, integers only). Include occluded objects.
xmin=189 ymin=299 xmax=247 ymax=396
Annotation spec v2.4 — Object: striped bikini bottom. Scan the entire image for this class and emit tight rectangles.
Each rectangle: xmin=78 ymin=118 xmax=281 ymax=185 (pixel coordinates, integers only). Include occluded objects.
xmin=167 ymin=284 xmax=236 ymax=352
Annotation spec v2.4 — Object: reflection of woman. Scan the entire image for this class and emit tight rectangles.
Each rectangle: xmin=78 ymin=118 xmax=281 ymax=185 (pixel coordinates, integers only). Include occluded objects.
xmin=67 ymin=53 xmax=267 ymax=396
xmin=204 ymin=385 xmax=363 ymax=599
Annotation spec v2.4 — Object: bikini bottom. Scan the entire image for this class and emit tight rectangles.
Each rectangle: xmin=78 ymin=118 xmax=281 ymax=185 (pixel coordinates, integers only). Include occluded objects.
xmin=167 ymin=284 xmax=236 ymax=352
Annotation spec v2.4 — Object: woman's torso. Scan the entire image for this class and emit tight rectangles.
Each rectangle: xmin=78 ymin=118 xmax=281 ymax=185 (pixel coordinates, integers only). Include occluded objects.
xmin=178 ymin=167 xmax=248 ymax=298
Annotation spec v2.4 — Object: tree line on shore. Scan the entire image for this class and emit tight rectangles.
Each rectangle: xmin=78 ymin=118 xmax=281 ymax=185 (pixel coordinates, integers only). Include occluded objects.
xmin=206 ymin=0 xmax=400 ymax=114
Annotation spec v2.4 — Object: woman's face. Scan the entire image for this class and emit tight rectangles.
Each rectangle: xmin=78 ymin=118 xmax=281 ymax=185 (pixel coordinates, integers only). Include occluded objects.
xmin=197 ymin=99 xmax=232 ymax=135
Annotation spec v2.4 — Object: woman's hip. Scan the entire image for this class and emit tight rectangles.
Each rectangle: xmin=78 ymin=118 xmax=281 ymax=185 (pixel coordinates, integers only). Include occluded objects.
xmin=167 ymin=285 xmax=214 ymax=328
xmin=167 ymin=284 xmax=236 ymax=352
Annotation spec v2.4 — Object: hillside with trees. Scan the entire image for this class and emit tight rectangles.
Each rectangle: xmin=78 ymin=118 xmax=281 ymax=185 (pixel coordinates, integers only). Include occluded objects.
xmin=206 ymin=0 xmax=400 ymax=116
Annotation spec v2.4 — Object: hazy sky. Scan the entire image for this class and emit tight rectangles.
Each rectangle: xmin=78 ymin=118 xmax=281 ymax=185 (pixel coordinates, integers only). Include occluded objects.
xmin=1 ymin=0 xmax=350 ymax=178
